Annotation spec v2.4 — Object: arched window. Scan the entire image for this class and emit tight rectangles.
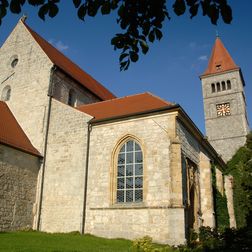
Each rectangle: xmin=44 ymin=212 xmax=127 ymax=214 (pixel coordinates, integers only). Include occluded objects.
xmin=68 ymin=89 xmax=77 ymax=107
xmin=1 ymin=85 xmax=11 ymax=101
xmin=117 ymin=139 xmax=143 ymax=203
xmin=221 ymin=81 xmax=226 ymax=91
xmin=216 ymin=82 xmax=221 ymax=92
xmin=227 ymin=80 xmax=231 ymax=90
xmin=211 ymin=83 xmax=216 ymax=93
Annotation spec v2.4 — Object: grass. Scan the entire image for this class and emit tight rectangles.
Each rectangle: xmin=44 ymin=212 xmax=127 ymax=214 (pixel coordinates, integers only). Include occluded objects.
xmin=0 ymin=231 xmax=133 ymax=252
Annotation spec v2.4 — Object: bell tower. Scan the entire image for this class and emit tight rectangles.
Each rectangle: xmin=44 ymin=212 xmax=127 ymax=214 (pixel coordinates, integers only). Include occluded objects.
xmin=200 ymin=37 xmax=250 ymax=162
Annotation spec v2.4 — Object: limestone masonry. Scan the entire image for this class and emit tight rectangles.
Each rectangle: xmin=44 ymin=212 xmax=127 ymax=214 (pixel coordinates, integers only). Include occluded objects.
xmin=0 ymin=19 xmax=249 ymax=245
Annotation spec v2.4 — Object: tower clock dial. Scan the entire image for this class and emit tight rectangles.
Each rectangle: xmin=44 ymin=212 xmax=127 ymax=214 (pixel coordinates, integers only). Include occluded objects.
xmin=216 ymin=103 xmax=231 ymax=117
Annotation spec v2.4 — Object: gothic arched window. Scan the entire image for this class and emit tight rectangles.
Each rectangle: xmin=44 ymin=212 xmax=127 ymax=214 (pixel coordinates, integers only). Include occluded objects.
xmin=1 ymin=85 xmax=11 ymax=101
xmin=117 ymin=139 xmax=143 ymax=203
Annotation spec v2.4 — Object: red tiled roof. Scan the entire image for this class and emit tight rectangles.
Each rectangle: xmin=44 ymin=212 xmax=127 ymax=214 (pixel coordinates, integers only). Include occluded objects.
xmin=77 ymin=92 xmax=174 ymax=121
xmin=0 ymin=102 xmax=41 ymax=157
xmin=202 ymin=37 xmax=239 ymax=76
xmin=23 ymin=21 xmax=116 ymax=101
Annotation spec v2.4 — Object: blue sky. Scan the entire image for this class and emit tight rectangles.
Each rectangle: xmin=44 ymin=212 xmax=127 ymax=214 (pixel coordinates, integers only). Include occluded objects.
xmin=0 ymin=0 xmax=251 ymax=134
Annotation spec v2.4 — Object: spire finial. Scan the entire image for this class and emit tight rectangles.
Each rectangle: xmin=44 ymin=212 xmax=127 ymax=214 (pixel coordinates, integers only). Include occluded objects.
xmin=216 ymin=30 xmax=219 ymax=38
xmin=20 ymin=14 xmax=27 ymax=23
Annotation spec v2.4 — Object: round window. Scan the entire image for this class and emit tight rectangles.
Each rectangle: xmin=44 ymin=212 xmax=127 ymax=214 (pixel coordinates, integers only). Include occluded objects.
xmin=11 ymin=58 xmax=18 ymax=68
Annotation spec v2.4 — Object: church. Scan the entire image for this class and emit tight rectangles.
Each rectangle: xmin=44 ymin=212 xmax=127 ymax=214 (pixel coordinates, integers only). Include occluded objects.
xmin=0 ymin=19 xmax=250 ymax=245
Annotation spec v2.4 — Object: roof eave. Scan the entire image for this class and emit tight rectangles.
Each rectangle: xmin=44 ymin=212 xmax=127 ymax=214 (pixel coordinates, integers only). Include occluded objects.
xmin=0 ymin=141 xmax=42 ymax=158
xmin=199 ymin=67 xmax=240 ymax=79
xmin=176 ymin=108 xmax=226 ymax=169
xmin=90 ymin=104 xmax=180 ymax=125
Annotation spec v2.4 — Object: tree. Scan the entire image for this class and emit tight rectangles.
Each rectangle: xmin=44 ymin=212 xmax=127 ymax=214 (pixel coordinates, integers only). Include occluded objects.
xmin=0 ymin=0 xmax=233 ymax=70
xmin=226 ymin=132 xmax=252 ymax=228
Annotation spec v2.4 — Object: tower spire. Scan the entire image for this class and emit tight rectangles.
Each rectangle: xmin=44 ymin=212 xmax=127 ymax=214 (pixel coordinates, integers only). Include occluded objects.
xmin=201 ymin=37 xmax=239 ymax=77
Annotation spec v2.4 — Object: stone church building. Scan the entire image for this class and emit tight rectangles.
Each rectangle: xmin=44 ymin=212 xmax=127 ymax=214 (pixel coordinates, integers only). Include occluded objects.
xmin=0 ymin=19 xmax=249 ymax=245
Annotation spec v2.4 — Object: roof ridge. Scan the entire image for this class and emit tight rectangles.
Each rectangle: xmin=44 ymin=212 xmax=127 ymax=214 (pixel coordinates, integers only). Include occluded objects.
xmin=77 ymin=92 xmax=150 ymax=109
xmin=21 ymin=21 xmax=116 ymax=100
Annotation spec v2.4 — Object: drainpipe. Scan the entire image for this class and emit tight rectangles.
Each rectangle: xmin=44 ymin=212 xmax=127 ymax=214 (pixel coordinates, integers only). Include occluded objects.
xmin=81 ymin=121 xmax=92 ymax=234
xmin=36 ymin=66 xmax=56 ymax=230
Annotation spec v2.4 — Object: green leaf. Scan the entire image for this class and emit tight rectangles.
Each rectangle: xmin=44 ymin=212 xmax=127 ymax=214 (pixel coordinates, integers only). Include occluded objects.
xmin=140 ymin=40 xmax=149 ymax=54
xmin=129 ymin=51 xmax=139 ymax=62
xmin=87 ymin=1 xmax=99 ymax=17
xmin=154 ymin=28 xmax=163 ymax=40
xmin=173 ymin=0 xmax=186 ymax=16
xmin=77 ymin=4 xmax=86 ymax=20
xmin=10 ymin=0 xmax=22 ymax=14
xmin=101 ymin=1 xmax=111 ymax=15
xmin=38 ymin=4 xmax=49 ymax=20
xmin=28 ymin=0 xmax=45 ymax=6
xmin=48 ymin=3 xmax=59 ymax=18
xmin=220 ymin=4 xmax=232 ymax=24
xmin=208 ymin=4 xmax=219 ymax=25
xmin=73 ymin=0 xmax=81 ymax=8
xmin=120 ymin=60 xmax=130 ymax=71
xmin=189 ymin=3 xmax=199 ymax=18
xmin=0 ymin=5 xmax=7 ymax=19
xmin=119 ymin=53 xmax=129 ymax=61
xmin=148 ymin=30 xmax=155 ymax=43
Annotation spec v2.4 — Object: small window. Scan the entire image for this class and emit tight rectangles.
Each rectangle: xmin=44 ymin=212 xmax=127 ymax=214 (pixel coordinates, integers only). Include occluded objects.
xmin=227 ymin=80 xmax=231 ymax=90
xmin=68 ymin=89 xmax=77 ymax=107
xmin=116 ymin=140 xmax=143 ymax=203
xmin=216 ymin=64 xmax=222 ymax=71
xmin=216 ymin=82 xmax=221 ymax=92
xmin=11 ymin=58 xmax=18 ymax=68
xmin=211 ymin=83 xmax=216 ymax=93
xmin=1 ymin=85 xmax=11 ymax=101
xmin=221 ymin=81 xmax=226 ymax=91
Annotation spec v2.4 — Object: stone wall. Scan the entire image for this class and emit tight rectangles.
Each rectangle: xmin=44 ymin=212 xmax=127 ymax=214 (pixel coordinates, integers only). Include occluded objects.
xmin=52 ymin=70 xmax=101 ymax=107
xmin=0 ymin=20 xmax=53 ymax=154
xmin=39 ymin=99 xmax=92 ymax=232
xmin=0 ymin=144 xmax=40 ymax=231
xmin=201 ymin=70 xmax=250 ymax=162
xmin=85 ymin=112 xmax=186 ymax=245
xmin=176 ymin=120 xmax=215 ymax=228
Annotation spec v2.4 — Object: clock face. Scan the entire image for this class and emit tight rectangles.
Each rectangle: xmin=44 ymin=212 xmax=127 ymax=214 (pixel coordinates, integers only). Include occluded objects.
xmin=216 ymin=103 xmax=231 ymax=117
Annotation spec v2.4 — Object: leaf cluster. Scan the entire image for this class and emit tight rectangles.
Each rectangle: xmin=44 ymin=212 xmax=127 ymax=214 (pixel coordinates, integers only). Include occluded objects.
xmin=226 ymin=132 xmax=252 ymax=228
xmin=0 ymin=0 xmax=233 ymax=70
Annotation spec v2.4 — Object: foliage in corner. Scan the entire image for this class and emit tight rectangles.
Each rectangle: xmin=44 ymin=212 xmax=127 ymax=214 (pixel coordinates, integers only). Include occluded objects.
xmin=211 ymin=163 xmax=230 ymax=231
xmin=226 ymin=132 xmax=252 ymax=228
xmin=0 ymin=0 xmax=233 ymax=70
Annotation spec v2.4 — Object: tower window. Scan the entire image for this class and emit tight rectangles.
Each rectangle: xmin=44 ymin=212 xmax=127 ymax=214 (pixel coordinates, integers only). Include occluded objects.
xmin=221 ymin=81 xmax=226 ymax=91
xmin=227 ymin=80 xmax=231 ymax=90
xmin=11 ymin=58 xmax=18 ymax=68
xmin=1 ymin=85 xmax=11 ymax=101
xmin=68 ymin=89 xmax=77 ymax=107
xmin=216 ymin=82 xmax=221 ymax=92
xmin=216 ymin=64 xmax=222 ymax=71
xmin=211 ymin=83 xmax=216 ymax=93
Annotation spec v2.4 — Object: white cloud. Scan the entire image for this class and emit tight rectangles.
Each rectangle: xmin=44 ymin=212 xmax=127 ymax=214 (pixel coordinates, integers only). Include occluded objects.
xmin=55 ymin=40 xmax=69 ymax=51
xmin=48 ymin=39 xmax=69 ymax=51
xmin=189 ymin=42 xmax=197 ymax=48
xmin=198 ymin=55 xmax=208 ymax=61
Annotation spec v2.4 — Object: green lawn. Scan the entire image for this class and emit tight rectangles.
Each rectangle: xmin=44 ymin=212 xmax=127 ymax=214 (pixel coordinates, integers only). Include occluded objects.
xmin=0 ymin=231 xmax=133 ymax=252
